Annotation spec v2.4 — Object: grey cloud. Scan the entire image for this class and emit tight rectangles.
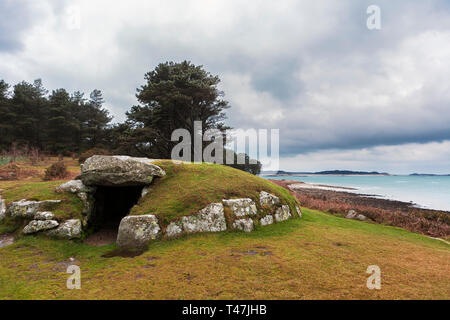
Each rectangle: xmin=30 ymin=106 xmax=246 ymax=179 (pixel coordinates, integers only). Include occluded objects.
xmin=1 ymin=0 xmax=450 ymax=172
xmin=0 ymin=0 xmax=34 ymax=52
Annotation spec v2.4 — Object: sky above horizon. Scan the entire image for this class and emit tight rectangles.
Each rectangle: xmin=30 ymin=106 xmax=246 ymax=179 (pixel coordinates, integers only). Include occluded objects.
xmin=1 ymin=0 xmax=450 ymax=174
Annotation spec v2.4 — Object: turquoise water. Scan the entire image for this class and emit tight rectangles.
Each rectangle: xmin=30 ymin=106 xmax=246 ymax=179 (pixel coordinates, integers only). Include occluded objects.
xmin=264 ymin=175 xmax=450 ymax=212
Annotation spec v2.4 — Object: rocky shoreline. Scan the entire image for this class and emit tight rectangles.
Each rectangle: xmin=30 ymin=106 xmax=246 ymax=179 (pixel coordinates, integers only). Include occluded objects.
xmin=271 ymin=179 xmax=450 ymax=238
xmin=272 ymin=179 xmax=448 ymax=214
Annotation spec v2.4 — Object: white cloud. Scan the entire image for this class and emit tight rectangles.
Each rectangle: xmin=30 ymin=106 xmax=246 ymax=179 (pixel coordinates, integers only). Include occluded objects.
xmin=1 ymin=0 xmax=450 ymax=172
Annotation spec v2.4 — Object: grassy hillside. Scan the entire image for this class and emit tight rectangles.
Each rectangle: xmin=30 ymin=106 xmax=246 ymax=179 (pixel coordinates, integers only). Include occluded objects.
xmin=0 ymin=158 xmax=448 ymax=299
xmin=1 ymin=180 xmax=83 ymax=221
xmin=0 ymin=208 xmax=448 ymax=299
xmin=130 ymin=160 xmax=300 ymax=225
xmin=1 ymin=159 xmax=300 ymax=231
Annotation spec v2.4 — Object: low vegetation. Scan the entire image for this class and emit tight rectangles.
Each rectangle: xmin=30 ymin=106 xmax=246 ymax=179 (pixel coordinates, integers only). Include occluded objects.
xmin=131 ymin=160 xmax=299 ymax=226
xmin=0 ymin=208 xmax=448 ymax=299
xmin=274 ymin=180 xmax=450 ymax=239
xmin=43 ymin=161 xmax=69 ymax=181
xmin=1 ymin=180 xmax=83 ymax=223
xmin=0 ymin=157 xmax=448 ymax=300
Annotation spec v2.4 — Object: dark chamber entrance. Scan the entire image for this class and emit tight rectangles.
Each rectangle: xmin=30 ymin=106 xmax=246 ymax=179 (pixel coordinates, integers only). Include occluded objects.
xmin=91 ymin=186 xmax=143 ymax=231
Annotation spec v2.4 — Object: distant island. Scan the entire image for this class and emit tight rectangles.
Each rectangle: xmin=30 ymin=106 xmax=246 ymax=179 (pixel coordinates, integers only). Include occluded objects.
xmin=261 ymin=170 xmax=390 ymax=176
xmin=410 ymin=173 xmax=450 ymax=176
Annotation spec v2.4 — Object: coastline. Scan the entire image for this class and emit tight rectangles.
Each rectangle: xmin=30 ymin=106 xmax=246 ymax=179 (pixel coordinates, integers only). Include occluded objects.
xmin=277 ymin=180 xmax=425 ymax=212
xmin=263 ymin=174 xmax=450 ymax=212
xmin=270 ymin=179 xmax=450 ymax=238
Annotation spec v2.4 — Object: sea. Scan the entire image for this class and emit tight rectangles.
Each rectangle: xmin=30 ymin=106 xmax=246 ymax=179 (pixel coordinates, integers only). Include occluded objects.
xmin=263 ymin=175 xmax=450 ymax=212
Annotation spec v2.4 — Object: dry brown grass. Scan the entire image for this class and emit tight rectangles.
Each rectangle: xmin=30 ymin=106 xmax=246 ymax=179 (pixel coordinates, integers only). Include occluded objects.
xmin=0 ymin=163 xmax=41 ymax=181
xmin=0 ymin=208 xmax=448 ymax=299
xmin=0 ymin=157 xmax=80 ymax=182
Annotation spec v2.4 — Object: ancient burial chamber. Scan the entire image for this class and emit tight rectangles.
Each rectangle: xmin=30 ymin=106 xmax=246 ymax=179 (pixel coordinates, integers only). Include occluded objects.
xmin=59 ymin=155 xmax=166 ymax=234
xmin=116 ymin=191 xmax=302 ymax=249
xmin=4 ymin=155 xmax=302 ymax=248
xmin=2 ymin=155 xmax=166 ymax=240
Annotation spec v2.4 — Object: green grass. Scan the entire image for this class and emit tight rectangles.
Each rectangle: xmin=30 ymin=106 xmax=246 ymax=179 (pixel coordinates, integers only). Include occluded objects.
xmin=0 ymin=208 xmax=448 ymax=299
xmin=0 ymin=160 xmax=448 ymax=299
xmin=0 ymin=180 xmax=84 ymax=221
xmin=131 ymin=160 xmax=300 ymax=226
xmin=0 ymin=157 xmax=11 ymax=166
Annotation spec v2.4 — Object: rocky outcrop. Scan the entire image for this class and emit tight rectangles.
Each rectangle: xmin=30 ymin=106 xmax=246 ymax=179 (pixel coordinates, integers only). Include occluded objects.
xmin=260 ymin=215 xmax=274 ymax=226
xmin=34 ymin=211 xmax=55 ymax=220
xmin=80 ymin=155 xmax=166 ymax=186
xmin=141 ymin=186 xmax=151 ymax=198
xmin=23 ymin=220 xmax=59 ymax=234
xmin=346 ymin=210 xmax=368 ymax=221
xmin=223 ymin=199 xmax=257 ymax=217
xmin=117 ymin=215 xmax=161 ymax=248
xmin=165 ymin=221 xmax=183 ymax=238
xmin=55 ymin=180 xmax=95 ymax=194
xmin=7 ymin=199 xmax=61 ymax=219
xmin=260 ymin=191 xmax=281 ymax=208
xmin=181 ymin=203 xmax=227 ymax=234
xmin=275 ymin=205 xmax=292 ymax=222
xmin=164 ymin=203 xmax=228 ymax=239
xmin=55 ymin=180 xmax=95 ymax=227
xmin=46 ymin=219 xmax=82 ymax=239
xmin=233 ymin=218 xmax=254 ymax=232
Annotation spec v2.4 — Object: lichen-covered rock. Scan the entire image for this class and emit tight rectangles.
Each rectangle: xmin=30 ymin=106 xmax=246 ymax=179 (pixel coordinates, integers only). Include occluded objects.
xmin=7 ymin=199 xmax=62 ymax=219
xmin=356 ymin=214 xmax=368 ymax=221
xmin=117 ymin=215 xmax=161 ymax=248
xmin=55 ymin=180 xmax=94 ymax=194
xmin=259 ymin=191 xmax=281 ymax=208
xmin=296 ymin=206 xmax=302 ymax=218
xmin=46 ymin=219 xmax=82 ymax=239
xmin=275 ymin=205 xmax=291 ymax=222
xmin=34 ymin=211 xmax=55 ymax=220
xmin=23 ymin=220 xmax=59 ymax=234
xmin=181 ymin=203 xmax=227 ymax=234
xmin=141 ymin=186 xmax=151 ymax=198
xmin=55 ymin=180 xmax=95 ymax=227
xmin=346 ymin=210 xmax=367 ymax=221
xmin=80 ymin=155 xmax=166 ymax=186
xmin=165 ymin=221 xmax=183 ymax=238
xmin=260 ymin=215 xmax=274 ymax=226
xmin=76 ymin=191 xmax=95 ymax=226
xmin=346 ymin=210 xmax=368 ymax=221
xmin=346 ymin=210 xmax=358 ymax=219
xmin=233 ymin=218 xmax=254 ymax=232
xmin=0 ymin=193 xmax=5 ymax=222
xmin=223 ymin=198 xmax=257 ymax=217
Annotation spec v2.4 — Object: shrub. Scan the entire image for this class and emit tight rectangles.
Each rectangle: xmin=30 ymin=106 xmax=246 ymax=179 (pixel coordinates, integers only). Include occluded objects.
xmin=79 ymin=148 xmax=111 ymax=164
xmin=0 ymin=163 xmax=20 ymax=180
xmin=44 ymin=161 xmax=69 ymax=181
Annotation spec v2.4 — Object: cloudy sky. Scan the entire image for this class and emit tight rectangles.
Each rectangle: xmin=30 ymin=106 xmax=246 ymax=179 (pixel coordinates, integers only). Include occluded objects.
xmin=1 ymin=0 xmax=450 ymax=173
